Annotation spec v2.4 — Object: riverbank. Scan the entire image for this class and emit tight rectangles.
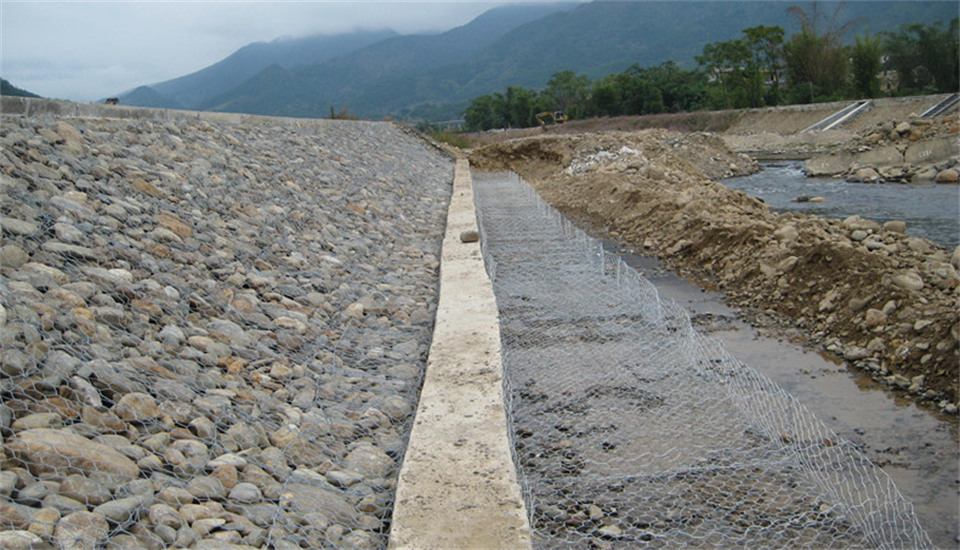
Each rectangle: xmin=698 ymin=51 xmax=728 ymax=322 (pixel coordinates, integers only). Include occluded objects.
xmin=469 ymin=128 xmax=959 ymax=412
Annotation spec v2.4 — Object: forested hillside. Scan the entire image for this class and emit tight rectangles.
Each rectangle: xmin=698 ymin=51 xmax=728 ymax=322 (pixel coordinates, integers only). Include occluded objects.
xmin=116 ymin=1 xmax=957 ymax=121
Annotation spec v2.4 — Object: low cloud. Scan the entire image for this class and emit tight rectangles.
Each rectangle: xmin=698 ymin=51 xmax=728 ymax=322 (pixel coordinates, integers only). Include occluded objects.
xmin=2 ymin=0 xmax=520 ymax=101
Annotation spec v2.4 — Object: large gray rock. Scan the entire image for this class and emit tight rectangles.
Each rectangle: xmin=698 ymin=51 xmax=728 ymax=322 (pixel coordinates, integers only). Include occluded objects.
xmin=905 ymin=136 xmax=958 ymax=165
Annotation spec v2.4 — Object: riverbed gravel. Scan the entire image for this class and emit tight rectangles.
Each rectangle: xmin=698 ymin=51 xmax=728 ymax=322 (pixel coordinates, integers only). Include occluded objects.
xmin=0 ymin=114 xmax=453 ymax=549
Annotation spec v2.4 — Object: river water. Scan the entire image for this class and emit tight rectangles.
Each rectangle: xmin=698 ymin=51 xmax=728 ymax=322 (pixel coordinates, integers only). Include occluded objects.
xmin=612 ymin=248 xmax=959 ymax=549
xmin=675 ymin=162 xmax=958 ymax=546
xmin=722 ymin=161 xmax=959 ymax=250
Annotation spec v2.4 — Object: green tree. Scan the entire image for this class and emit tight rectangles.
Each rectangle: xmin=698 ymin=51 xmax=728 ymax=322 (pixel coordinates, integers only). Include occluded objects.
xmin=883 ymin=19 xmax=960 ymax=94
xmin=851 ymin=32 xmax=883 ymax=98
xmin=590 ymin=78 xmax=621 ymax=117
xmin=647 ymin=62 xmax=708 ymax=113
xmin=743 ymin=25 xmax=786 ymax=105
xmin=463 ymin=93 xmax=507 ymax=131
xmin=783 ymin=2 xmax=860 ymax=102
xmin=542 ymin=71 xmax=591 ymax=119
xmin=505 ymin=86 xmax=538 ymax=128
xmin=696 ymin=38 xmax=755 ymax=109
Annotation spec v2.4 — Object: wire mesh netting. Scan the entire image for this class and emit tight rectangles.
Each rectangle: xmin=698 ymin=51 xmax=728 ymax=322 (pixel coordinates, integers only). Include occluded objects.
xmin=472 ymin=171 xmax=932 ymax=550
xmin=1 ymin=115 xmax=452 ymax=549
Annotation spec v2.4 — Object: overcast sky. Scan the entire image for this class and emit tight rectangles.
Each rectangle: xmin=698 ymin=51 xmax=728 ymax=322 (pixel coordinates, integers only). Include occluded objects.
xmin=0 ymin=0 xmax=567 ymax=102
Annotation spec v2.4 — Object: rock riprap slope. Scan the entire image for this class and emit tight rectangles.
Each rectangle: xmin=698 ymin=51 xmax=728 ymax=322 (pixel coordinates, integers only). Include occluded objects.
xmin=0 ymin=115 xmax=453 ymax=549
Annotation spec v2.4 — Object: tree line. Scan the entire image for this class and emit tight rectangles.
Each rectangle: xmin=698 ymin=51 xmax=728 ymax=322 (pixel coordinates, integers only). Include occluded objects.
xmin=462 ymin=9 xmax=959 ymax=132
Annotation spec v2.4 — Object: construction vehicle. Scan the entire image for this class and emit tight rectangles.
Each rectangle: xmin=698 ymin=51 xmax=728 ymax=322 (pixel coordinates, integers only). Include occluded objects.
xmin=536 ymin=111 xmax=568 ymax=126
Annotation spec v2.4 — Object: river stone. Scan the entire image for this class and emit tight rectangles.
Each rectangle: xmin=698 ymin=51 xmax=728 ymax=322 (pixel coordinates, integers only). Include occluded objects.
xmin=1 ymin=218 xmax=39 ymax=236
xmin=59 ymin=474 xmax=113 ymax=506
xmin=1 ymin=501 xmax=35 ymax=529
xmin=0 ymin=244 xmax=30 ymax=268
xmin=853 ymin=168 xmax=880 ymax=183
xmin=6 ymin=429 xmax=139 ymax=483
xmin=848 ymin=297 xmax=871 ymax=312
xmin=28 ymin=507 xmax=60 ymax=538
xmin=772 ymin=225 xmax=798 ymax=243
xmin=148 ymin=503 xmax=183 ymax=529
xmin=43 ymin=496 xmax=87 ymax=520
xmin=54 ymin=511 xmax=109 ymax=550
xmin=207 ymin=320 xmax=249 ymax=345
xmin=280 ymin=483 xmax=359 ymax=526
xmin=597 ymin=524 xmax=624 ymax=539
xmin=81 ymin=405 xmax=126 ymax=433
xmin=185 ymin=476 xmax=226 ymax=500
xmin=156 ymin=487 xmax=194 ymax=507
xmin=11 ymin=413 xmax=63 ymax=431
xmin=16 ymin=262 xmax=69 ymax=287
xmin=935 ymin=168 xmax=959 ymax=184
xmin=113 ymin=392 xmax=160 ymax=422
xmin=344 ymin=444 xmax=394 ymax=478
xmin=341 ymin=531 xmax=376 ymax=549
xmin=342 ymin=302 xmax=365 ymax=319
xmin=883 ymin=220 xmax=907 ymax=234
xmin=0 ymin=472 xmax=16 ymax=498
xmin=79 ymin=266 xmax=134 ymax=286
xmin=227 ymin=482 xmax=262 ymax=503
xmin=891 ymin=271 xmax=925 ymax=291
xmin=864 ymin=309 xmax=887 ymax=329
xmin=0 ymin=530 xmax=43 ymax=550
xmin=42 ymin=242 xmax=100 ymax=261
xmin=94 ymin=495 xmax=151 ymax=525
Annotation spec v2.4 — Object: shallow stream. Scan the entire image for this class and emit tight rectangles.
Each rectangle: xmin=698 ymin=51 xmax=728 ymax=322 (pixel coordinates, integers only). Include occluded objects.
xmin=722 ymin=161 xmax=959 ymax=250
xmin=613 ymin=247 xmax=959 ymax=548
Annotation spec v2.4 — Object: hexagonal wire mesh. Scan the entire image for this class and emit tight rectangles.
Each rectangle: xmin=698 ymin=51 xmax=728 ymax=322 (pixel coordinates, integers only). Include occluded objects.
xmin=472 ymin=171 xmax=932 ymax=549
xmin=1 ymin=115 xmax=451 ymax=549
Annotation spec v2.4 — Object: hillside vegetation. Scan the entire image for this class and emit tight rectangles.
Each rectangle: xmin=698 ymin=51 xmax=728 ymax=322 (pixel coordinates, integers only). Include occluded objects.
xmin=1 ymin=79 xmax=41 ymax=99
xmin=117 ymin=1 xmax=957 ymax=120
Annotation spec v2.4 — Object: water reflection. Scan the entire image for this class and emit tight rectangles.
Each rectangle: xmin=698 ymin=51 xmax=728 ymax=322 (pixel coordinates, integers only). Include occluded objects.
xmin=723 ymin=162 xmax=960 ymax=249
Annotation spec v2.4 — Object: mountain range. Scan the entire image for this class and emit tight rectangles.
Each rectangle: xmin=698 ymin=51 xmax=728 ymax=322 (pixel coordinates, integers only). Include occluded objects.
xmin=117 ymin=1 xmax=958 ymax=121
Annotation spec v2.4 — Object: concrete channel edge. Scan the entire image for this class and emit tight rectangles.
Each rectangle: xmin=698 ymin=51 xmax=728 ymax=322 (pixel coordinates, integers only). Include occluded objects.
xmin=388 ymin=160 xmax=532 ymax=550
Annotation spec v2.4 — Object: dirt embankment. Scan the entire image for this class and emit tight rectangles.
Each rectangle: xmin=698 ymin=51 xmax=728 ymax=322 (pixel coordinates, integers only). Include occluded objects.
xmin=469 ymin=128 xmax=960 ymax=411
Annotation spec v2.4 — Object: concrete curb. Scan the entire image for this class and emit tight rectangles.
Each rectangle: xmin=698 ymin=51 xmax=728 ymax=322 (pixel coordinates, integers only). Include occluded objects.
xmin=388 ymin=160 xmax=531 ymax=550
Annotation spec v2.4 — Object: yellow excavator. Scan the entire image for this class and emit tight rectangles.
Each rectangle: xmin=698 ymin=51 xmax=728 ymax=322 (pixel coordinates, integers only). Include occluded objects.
xmin=536 ymin=110 xmax=568 ymax=127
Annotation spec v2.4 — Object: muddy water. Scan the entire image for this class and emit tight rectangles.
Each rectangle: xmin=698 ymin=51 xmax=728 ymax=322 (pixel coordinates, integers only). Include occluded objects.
xmin=611 ymin=245 xmax=959 ymax=548
xmin=723 ymin=161 xmax=960 ymax=250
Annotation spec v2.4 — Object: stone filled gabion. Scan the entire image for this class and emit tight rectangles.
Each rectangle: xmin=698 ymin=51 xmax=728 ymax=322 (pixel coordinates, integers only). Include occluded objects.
xmin=0 ymin=114 xmax=453 ymax=549
xmin=473 ymin=172 xmax=932 ymax=550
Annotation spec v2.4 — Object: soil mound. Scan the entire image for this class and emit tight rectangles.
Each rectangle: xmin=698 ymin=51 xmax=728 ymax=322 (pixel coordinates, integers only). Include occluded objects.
xmin=470 ymin=128 xmax=959 ymax=411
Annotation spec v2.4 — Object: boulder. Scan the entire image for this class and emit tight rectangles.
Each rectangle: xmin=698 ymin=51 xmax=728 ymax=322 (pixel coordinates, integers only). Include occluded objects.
xmin=6 ymin=429 xmax=140 ymax=483
xmin=851 ymin=168 xmax=881 ymax=183
xmin=935 ymin=168 xmax=958 ymax=184
xmin=883 ymin=220 xmax=907 ymax=234
xmin=891 ymin=270 xmax=925 ymax=292
xmin=904 ymin=136 xmax=958 ymax=165
xmin=53 ymin=511 xmax=109 ymax=550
